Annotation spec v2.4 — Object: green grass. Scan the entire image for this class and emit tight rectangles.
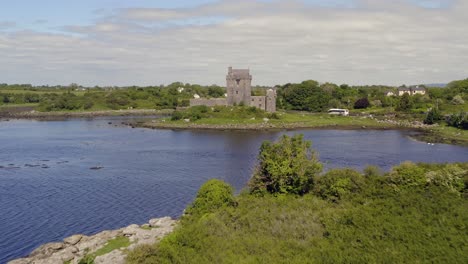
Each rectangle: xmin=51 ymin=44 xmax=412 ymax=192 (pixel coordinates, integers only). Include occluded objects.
xmin=416 ymin=124 xmax=468 ymax=146
xmin=0 ymin=103 xmax=38 ymax=108
xmin=440 ymin=103 xmax=468 ymax=114
xmin=161 ymin=108 xmax=395 ymax=129
xmin=79 ymin=236 xmax=130 ymax=264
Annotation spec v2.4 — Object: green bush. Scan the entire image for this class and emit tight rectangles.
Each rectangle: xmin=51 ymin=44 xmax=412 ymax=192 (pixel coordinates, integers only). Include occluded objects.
xmin=424 ymin=164 xmax=466 ymax=193
xmin=314 ymin=169 xmax=366 ymax=201
xmin=447 ymin=112 xmax=468 ymax=130
xmin=388 ymin=161 xmax=426 ymax=187
xmin=249 ymin=134 xmax=322 ymax=195
xmin=171 ymin=111 xmax=183 ymax=121
xmin=423 ymin=107 xmax=442 ymax=125
xmin=185 ymin=179 xmax=235 ymax=218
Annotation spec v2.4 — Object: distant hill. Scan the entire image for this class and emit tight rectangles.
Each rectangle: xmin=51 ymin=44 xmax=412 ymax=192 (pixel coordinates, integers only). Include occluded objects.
xmin=425 ymin=83 xmax=447 ymax=88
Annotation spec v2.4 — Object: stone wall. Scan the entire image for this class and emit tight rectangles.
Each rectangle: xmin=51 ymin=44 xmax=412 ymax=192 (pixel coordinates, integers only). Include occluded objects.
xmin=190 ymin=98 xmax=227 ymax=107
xmin=250 ymin=96 xmax=266 ymax=111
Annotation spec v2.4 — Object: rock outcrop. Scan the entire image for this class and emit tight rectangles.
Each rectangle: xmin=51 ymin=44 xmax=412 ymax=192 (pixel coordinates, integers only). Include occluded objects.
xmin=9 ymin=217 xmax=177 ymax=264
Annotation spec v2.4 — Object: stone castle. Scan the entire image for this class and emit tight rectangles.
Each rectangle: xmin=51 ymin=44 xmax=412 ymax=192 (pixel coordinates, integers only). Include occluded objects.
xmin=190 ymin=67 xmax=276 ymax=112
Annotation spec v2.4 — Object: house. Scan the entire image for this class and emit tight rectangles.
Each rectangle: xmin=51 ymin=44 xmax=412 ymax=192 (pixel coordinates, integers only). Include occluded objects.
xmin=398 ymin=86 xmax=426 ymax=96
xmin=385 ymin=91 xmax=395 ymax=97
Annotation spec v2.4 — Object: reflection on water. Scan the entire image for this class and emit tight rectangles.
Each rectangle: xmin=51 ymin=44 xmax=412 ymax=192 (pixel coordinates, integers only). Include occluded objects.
xmin=0 ymin=118 xmax=467 ymax=263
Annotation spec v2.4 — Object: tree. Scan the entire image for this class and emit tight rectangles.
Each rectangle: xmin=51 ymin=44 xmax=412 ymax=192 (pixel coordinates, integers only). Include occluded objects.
xmin=451 ymin=95 xmax=465 ymax=105
xmin=354 ymin=98 xmax=370 ymax=109
xmin=249 ymin=134 xmax=322 ymax=195
xmin=396 ymin=93 xmax=412 ymax=111
xmin=424 ymin=107 xmax=442 ymax=125
xmin=207 ymin=86 xmax=225 ymax=98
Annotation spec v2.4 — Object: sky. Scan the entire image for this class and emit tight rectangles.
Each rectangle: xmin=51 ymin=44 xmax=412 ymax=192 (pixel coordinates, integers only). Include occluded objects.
xmin=0 ymin=0 xmax=467 ymax=86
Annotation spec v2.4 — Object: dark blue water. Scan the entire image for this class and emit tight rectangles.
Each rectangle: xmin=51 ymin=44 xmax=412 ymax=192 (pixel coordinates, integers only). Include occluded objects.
xmin=0 ymin=117 xmax=467 ymax=263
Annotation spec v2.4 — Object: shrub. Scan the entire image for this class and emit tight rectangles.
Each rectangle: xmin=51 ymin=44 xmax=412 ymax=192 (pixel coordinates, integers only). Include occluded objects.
xmin=451 ymin=95 xmax=465 ymax=105
xmin=447 ymin=112 xmax=468 ymax=130
xmin=363 ymin=165 xmax=382 ymax=177
xmin=185 ymin=179 xmax=235 ymax=217
xmin=371 ymin=100 xmax=382 ymax=107
xmin=354 ymin=98 xmax=370 ymax=109
xmin=388 ymin=161 xmax=426 ymax=187
xmin=105 ymin=93 xmax=130 ymax=109
xmin=423 ymin=107 xmax=442 ymax=125
xmin=171 ymin=111 xmax=183 ymax=121
xmin=424 ymin=164 xmax=466 ymax=193
xmin=83 ymin=101 xmax=94 ymax=110
xmin=249 ymin=134 xmax=322 ymax=195
xmin=314 ymin=169 xmax=365 ymax=201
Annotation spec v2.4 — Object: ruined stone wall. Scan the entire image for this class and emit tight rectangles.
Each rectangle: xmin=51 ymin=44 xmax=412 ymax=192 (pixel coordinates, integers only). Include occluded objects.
xmin=250 ymin=96 xmax=266 ymax=111
xmin=190 ymin=98 xmax=227 ymax=107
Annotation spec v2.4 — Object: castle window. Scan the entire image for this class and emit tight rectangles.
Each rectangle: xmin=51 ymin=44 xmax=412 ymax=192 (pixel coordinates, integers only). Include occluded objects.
xmin=252 ymin=99 xmax=254 ymax=101
xmin=236 ymin=79 xmax=241 ymax=85
xmin=236 ymin=91 xmax=238 ymax=94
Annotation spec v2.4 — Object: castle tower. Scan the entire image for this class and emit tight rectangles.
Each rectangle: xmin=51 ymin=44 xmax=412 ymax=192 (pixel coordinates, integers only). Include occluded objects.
xmin=265 ymin=88 xmax=277 ymax=113
xmin=226 ymin=67 xmax=252 ymax=106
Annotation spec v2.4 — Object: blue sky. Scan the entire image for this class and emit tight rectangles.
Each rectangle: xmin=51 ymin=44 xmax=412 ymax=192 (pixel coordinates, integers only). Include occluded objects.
xmin=0 ymin=0 xmax=218 ymax=32
xmin=1 ymin=0 xmax=454 ymax=32
xmin=0 ymin=0 xmax=466 ymax=86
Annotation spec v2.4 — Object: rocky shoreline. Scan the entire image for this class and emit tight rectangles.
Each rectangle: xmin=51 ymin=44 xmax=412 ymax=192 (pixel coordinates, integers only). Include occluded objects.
xmin=129 ymin=119 xmax=428 ymax=131
xmin=9 ymin=217 xmax=177 ymax=264
xmin=0 ymin=108 xmax=172 ymax=120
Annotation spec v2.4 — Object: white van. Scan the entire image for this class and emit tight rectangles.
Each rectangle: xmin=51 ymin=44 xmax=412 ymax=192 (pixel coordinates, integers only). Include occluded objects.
xmin=328 ymin=109 xmax=349 ymax=116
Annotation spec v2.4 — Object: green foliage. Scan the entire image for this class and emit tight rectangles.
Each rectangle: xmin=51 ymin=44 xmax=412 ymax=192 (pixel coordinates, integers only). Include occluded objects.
xmin=363 ymin=165 xmax=382 ymax=177
xmin=314 ymin=169 xmax=366 ymax=201
xmin=451 ymin=95 xmax=465 ymax=105
xmin=170 ymin=105 xmax=272 ymax=122
xmin=207 ymin=86 xmax=225 ymax=98
xmin=424 ymin=164 xmax=465 ymax=193
xmin=279 ymin=80 xmax=332 ymax=112
xmin=353 ymin=97 xmax=370 ymax=109
xmin=447 ymin=112 xmax=468 ymax=130
xmin=424 ymin=107 xmax=442 ymax=125
xmin=127 ymin=162 xmax=468 ymax=264
xmin=185 ymin=179 xmax=235 ymax=218
xmin=396 ymin=93 xmax=412 ymax=111
xmin=249 ymin=134 xmax=322 ymax=195
xmin=388 ymin=161 xmax=426 ymax=187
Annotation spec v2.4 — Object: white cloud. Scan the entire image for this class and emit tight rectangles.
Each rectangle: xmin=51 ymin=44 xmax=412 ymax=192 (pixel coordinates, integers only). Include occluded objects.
xmin=0 ymin=0 xmax=467 ymax=86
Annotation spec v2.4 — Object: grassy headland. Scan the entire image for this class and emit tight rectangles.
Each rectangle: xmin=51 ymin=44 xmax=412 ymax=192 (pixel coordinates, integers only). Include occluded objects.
xmin=127 ymin=135 xmax=468 ymax=264
xmin=135 ymin=105 xmax=403 ymax=130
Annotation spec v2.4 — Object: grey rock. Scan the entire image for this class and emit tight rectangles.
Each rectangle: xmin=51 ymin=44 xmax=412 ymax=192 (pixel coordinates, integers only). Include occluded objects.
xmin=9 ymin=217 xmax=178 ymax=264
xmin=29 ymin=242 xmax=64 ymax=257
xmin=122 ymin=224 xmax=140 ymax=236
xmin=64 ymin=234 xmax=83 ymax=245
xmin=149 ymin=216 xmax=173 ymax=228
xmin=94 ymin=250 xmax=126 ymax=264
